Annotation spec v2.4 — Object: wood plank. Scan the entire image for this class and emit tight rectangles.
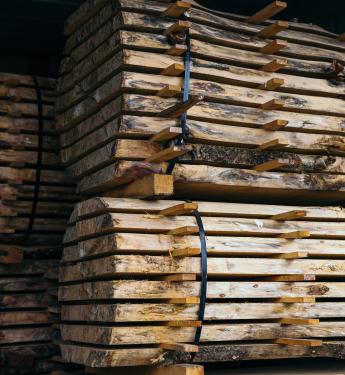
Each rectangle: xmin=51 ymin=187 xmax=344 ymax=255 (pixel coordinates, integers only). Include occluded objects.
xmin=60 ymin=322 xmax=345 ymax=346
xmin=0 ymin=72 xmax=55 ymax=90
xmin=275 ymin=231 xmax=310 ymax=239
xmin=0 ymin=277 xmax=57 ymax=292
xmin=257 ymin=78 xmax=284 ymax=90
xmin=0 ymin=310 xmax=59 ymax=326
xmin=59 ymin=255 xmax=345 ymax=282
xmin=270 ymin=338 xmax=322 ymax=346
xmin=160 ymin=2 xmax=191 ymax=18
xmin=253 ymin=159 xmax=289 ymax=171
xmin=255 ymin=21 xmax=289 ymax=38
xmin=0 ymin=260 xmax=60 ymax=276
xmin=269 ymin=297 xmax=316 ymax=303
xmin=156 ymin=95 xmax=204 ymax=118
xmin=144 ymin=145 xmax=192 ymax=163
xmin=156 ymin=85 xmax=182 ymax=97
xmin=258 ymin=40 xmax=288 ymax=54
xmin=269 ymin=251 xmax=309 ymax=259
xmin=274 ymin=318 xmax=319 ymax=325
xmin=270 ymin=210 xmax=307 ymax=220
xmin=159 ymin=203 xmax=198 ymax=216
xmin=166 ymin=226 xmax=199 ymax=236
xmin=61 ymin=341 xmax=345 ymax=366
xmin=259 ymin=275 xmax=315 ymax=281
xmin=260 ymin=59 xmax=287 ymax=72
xmin=165 ymin=44 xmax=188 ymax=55
xmin=0 ymin=327 xmax=60 ymax=344
xmin=160 ymin=343 xmax=198 ymax=352
xmin=0 ymin=293 xmax=58 ymax=309
xmin=247 ymin=1 xmax=287 ymax=24
xmin=151 ymin=127 xmax=182 ymax=141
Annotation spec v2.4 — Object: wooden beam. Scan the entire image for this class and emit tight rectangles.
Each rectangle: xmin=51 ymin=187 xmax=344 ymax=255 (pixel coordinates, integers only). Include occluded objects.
xmin=256 ymin=139 xmax=290 ymax=150
xmin=269 ymin=251 xmax=309 ymax=259
xmin=270 ymin=297 xmax=316 ymax=303
xmin=166 ymin=298 xmax=200 ymax=304
xmin=260 ymin=120 xmax=289 ymax=130
xmin=150 ymin=127 xmax=182 ymax=141
xmin=253 ymin=158 xmax=289 ymax=171
xmin=159 ymin=203 xmax=198 ymax=216
xmin=255 ymin=21 xmax=289 ymax=38
xmin=165 ymin=44 xmax=188 ymax=55
xmin=144 ymin=145 xmax=192 ymax=163
xmin=247 ymin=1 xmax=287 ymax=24
xmin=259 ymin=275 xmax=316 ymax=281
xmin=270 ymin=210 xmax=307 ymax=220
xmin=274 ymin=318 xmax=319 ymax=325
xmin=103 ymin=174 xmax=174 ymax=199
xmin=162 ymin=20 xmax=191 ymax=36
xmin=260 ymin=59 xmax=287 ymax=72
xmin=171 ymin=248 xmax=201 ymax=257
xmin=156 ymin=85 xmax=182 ymax=97
xmin=156 ymin=95 xmax=204 ymax=118
xmin=257 ymin=78 xmax=284 ymax=90
xmin=161 ymin=63 xmax=185 ymax=76
xmin=166 ymin=226 xmax=199 ymax=235
xmin=258 ymin=99 xmax=285 ymax=110
xmin=163 ymin=321 xmax=202 ymax=327
xmin=159 ymin=343 xmax=199 ymax=352
xmin=150 ymin=274 xmax=196 ymax=281
xmin=275 ymin=231 xmax=310 ymax=239
xmin=47 ymin=307 xmax=61 ymax=314
xmin=269 ymin=338 xmax=322 ymax=346
xmin=160 ymin=2 xmax=191 ymax=18
xmin=258 ymin=40 xmax=288 ymax=55
xmin=336 ymin=32 xmax=345 ymax=42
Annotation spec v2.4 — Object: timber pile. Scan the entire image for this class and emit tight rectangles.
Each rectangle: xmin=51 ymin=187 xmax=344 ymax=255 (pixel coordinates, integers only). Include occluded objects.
xmin=55 ymin=0 xmax=345 ymax=372
xmin=59 ymin=197 xmax=345 ymax=368
xmin=0 ymin=72 xmax=80 ymax=375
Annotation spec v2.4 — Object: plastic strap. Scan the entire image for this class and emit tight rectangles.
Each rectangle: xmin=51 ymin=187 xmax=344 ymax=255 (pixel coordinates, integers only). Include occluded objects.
xmin=20 ymin=76 xmax=43 ymax=244
xmin=166 ymin=13 xmax=191 ymax=175
xmin=185 ymin=199 xmax=207 ymax=359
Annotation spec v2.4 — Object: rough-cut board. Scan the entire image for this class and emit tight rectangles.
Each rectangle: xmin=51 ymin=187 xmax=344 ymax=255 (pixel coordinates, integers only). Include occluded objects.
xmin=0 ymin=293 xmax=58 ymax=309
xmin=0 ymin=327 xmax=60 ymax=344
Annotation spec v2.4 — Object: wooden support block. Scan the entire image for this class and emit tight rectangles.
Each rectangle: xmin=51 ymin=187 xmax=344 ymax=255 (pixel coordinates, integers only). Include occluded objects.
xmin=257 ymin=78 xmax=284 ymax=90
xmin=269 ymin=251 xmax=309 ymax=259
xmin=260 ymin=120 xmax=289 ymax=130
xmin=52 ymin=324 xmax=61 ymax=329
xmin=260 ymin=59 xmax=287 ymax=72
xmin=163 ymin=321 xmax=202 ymax=327
xmin=1 ymin=194 xmax=16 ymax=201
xmin=150 ymin=274 xmax=196 ymax=281
xmin=0 ymin=229 xmax=15 ymax=234
xmin=166 ymin=298 xmax=200 ymax=304
xmin=269 ymin=297 xmax=316 ymax=303
xmin=258 ymin=39 xmax=288 ymax=55
xmin=255 ymin=21 xmax=289 ymax=38
xmin=45 ymin=289 xmax=58 ymax=296
xmin=253 ymin=158 xmax=289 ymax=171
xmin=258 ymin=98 xmax=285 ymax=110
xmin=247 ymin=1 xmax=287 ymax=24
xmin=4 ymin=79 xmax=20 ymax=87
xmin=256 ymin=138 xmax=290 ymax=150
xmin=165 ymin=226 xmax=199 ymax=236
xmin=151 ymin=127 xmax=182 ymax=141
xmin=103 ymin=174 xmax=174 ymax=199
xmin=161 ymin=63 xmax=185 ymax=76
xmin=171 ymin=248 xmax=201 ymax=257
xmin=51 ymin=356 xmax=66 ymax=363
xmin=160 ymin=1 xmax=191 ymax=18
xmin=156 ymin=85 xmax=182 ymax=98
xmin=275 ymin=231 xmax=310 ymax=239
xmin=159 ymin=342 xmax=199 ymax=352
xmin=274 ymin=318 xmax=319 ymax=325
xmin=162 ymin=20 xmax=191 ymax=36
xmin=270 ymin=210 xmax=307 ymax=220
xmin=159 ymin=203 xmax=198 ymax=216
xmin=0 ymin=245 xmax=23 ymax=263
xmin=165 ymin=44 xmax=188 ymax=55
xmin=7 ymin=179 xmax=23 ymax=185
xmin=47 ymin=306 xmax=62 ymax=314
xmin=144 ymin=145 xmax=192 ymax=163
xmin=259 ymin=275 xmax=316 ymax=281
xmin=336 ymin=32 xmax=345 ymax=41
xmin=43 ymin=272 xmax=59 ymax=279
xmin=157 ymin=95 xmax=204 ymax=118
xmin=270 ymin=338 xmax=322 ymax=346
xmin=9 ymin=162 xmax=25 ymax=168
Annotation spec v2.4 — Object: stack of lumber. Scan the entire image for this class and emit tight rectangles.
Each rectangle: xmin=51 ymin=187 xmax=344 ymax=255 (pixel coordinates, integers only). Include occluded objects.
xmin=55 ymin=0 xmax=345 ymax=372
xmin=55 ymin=0 xmax=345 ymax=205
xmin=0 ymin=72 xmax=80 ymax=375
xmin=59 ymin=198 xmax=345 ymax=369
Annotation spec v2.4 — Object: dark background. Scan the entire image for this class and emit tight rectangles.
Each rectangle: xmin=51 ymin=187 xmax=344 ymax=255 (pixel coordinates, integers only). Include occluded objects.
xmin=1 ymin=0 xmax=345 ymax=78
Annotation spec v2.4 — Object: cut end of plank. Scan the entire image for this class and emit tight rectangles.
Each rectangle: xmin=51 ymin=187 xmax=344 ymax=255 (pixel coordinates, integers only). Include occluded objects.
xmin=253 ymin=158 xmax=289 ymax=171
xmin=260 ymin=59 xmax=287 ymax=72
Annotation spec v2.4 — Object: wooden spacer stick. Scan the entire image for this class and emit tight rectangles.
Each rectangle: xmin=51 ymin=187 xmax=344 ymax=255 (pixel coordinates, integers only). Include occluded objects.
xmin=273 ymin=318 xmax=319 ymax=325
xmin=165 ymin=44 xmax=188 ymax=55
xmin=171 ymin=248 xmax=201 ymax=257
xmin=256 ymin=138 xmax=290 ymax=150
xmin=0 ymin=245 xmax=23 ymax=264
xmin=275 ymin=231 xmax=310 ymax=239
xmin=163 ymin=20 xmax=191 ymax=36
xmin=247 ymin=1 xmax=287 ymax=24
xmin=259 ymin=98 xmax=285 ymax=110
xmin=260 ymin=59 xmax=287 ymax=72
xmin=47 ymin=306 xmax=62 ymax=314
xmin=166 ymin=298 xmax=200 ymax=304
xmin=269 ymin=251 xmax=309 ymax=259
xmin=156 ymin=85 xmax=182 ymax=97
xmin=269 ymin=297 xmax=316 ymax=303
xmin=166 ymin=226 xmax=199 ymax=236
xmin=260 ymin=120 xmax=289 ymax=130
xmin=258 ymin=39 xmax=288 ymax=54
xmin=253 ymin=158 xmax=289 ymax=171
xmin=4 ymin=79 xmax=20 ymax=87
xmin=336 ymin=32 xmax=345 ymax=41
xmin=159 ymin=203 xmax=198 ymax=216
xmin=150 ymin=127 xmax=182 ymax=142
xmin=257 ymin=78 xmax=284 ymax=90
xmin=160 ymin=1 xmax=191 ymax=18
xmin=163 ymin=321 xmax=202 ymax=327
xmin=156 ymin=95 xmax=204 ymax=118
xmin=259 ymin=275 xmax=316 ymax=281
xmin=159 ymin=342 xmax=199 ymax=352
xmin=144 ymin=145 xmax=192 ymax=163
xmin=150 ymin=274 xmax=197 ymax=281
xmin=270 ymin=210 xmax=307 ymax=220
xmin=269 ymin=338 xmax=322 ymax=346
xmin=255 ymin=21 xmax=289 ymax=38
xmin=45 ymin=289 xmax=58 ymax=297
xmin=161 ymin=63 xmax=185 ymax=76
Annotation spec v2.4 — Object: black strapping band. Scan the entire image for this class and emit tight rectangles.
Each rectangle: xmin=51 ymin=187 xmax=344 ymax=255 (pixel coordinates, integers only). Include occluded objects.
xmin=20 ymin=76 xmax=43 ymax=244
xmin=185 ymin=199 xmax=207 ymax=359
xmin=165 ymin=13 xmax=191 ymax=176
